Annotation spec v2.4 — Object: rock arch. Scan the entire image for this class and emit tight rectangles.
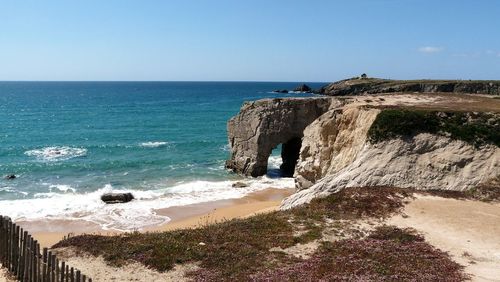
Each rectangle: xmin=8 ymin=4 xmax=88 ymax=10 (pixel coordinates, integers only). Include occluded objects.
xmin=226 ymin=98 xmax=333 ymax=177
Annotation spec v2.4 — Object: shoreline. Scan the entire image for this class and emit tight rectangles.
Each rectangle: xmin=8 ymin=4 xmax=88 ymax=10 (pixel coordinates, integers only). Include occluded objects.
xmin=25 ymin=187 xmax=294 ymax=248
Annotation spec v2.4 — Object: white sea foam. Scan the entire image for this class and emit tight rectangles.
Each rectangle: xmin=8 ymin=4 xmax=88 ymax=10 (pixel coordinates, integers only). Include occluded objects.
xmin=0 ymin=177 xmax=294 ymax=231
xmin=267 ymin=155 xmax=283 ymax=169
xmin=25 ymin=146 xmax=87 ymax=162
xmin=0 ymin=186 xmax=28 ymax=196
xmin=140 ymin=141 xmax=168 ymax=148
xmin=49 ymin=184 xmax=76 ymax=193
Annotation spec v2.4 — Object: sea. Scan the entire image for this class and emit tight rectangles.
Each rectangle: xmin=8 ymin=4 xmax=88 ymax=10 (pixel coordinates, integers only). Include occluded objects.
xmin=0 ymin=82 xmax=324 ymax=231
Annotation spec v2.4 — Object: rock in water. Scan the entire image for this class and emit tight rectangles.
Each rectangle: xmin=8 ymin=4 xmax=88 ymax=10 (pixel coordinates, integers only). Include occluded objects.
xmin=293 ymin=84 xmax=312 ymax=93
xmin=4 ymin=174 xmax=16 ymax=180
xmin=101 ymin=193 xmax=134 ymax=204
xmin=273 ymin=89 xmax=289 ymax=93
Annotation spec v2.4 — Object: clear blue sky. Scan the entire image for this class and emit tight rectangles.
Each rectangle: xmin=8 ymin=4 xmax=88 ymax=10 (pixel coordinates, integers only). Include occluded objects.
xmin=1 ymin=0 xmax=499 ymax=81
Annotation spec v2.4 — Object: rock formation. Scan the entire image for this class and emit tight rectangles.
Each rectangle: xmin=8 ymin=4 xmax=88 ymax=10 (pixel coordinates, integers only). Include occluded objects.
xmin=318 ymin=78 xmax=500 ymax=96
xmin=294 ymin=107 xmax=380 ymax=190
xmin=4 ymin=174 xmax=16 ymax=180
xmin=226 ymin=92 xmax=500 ymax=210
xmin=226 ymin=98 xmax=335 ymax=177
xmin=272 ymin=89 xmax=289 ymax=93
xmin=293 ymin=84 xmax=312 ymax=93
xmin=282 ymin=104 xmax=500 ymax=209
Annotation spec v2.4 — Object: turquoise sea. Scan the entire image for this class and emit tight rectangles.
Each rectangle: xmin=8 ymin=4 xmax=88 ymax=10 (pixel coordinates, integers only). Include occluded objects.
xmin=0 ymin=82 xmax=322 ymax=230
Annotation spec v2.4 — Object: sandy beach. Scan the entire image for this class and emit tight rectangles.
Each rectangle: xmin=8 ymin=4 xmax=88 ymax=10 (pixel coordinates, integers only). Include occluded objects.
xmin=23 ymin=188 xmax=294 ymax=248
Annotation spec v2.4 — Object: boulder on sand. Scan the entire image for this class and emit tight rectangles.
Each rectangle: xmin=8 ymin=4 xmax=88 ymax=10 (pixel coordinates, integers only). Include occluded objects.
xmin=101 ymin=193 xmax=134 ymax=204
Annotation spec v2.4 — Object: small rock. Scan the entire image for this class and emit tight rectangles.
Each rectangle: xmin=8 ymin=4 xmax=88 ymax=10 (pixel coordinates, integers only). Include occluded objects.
xmin=273 ymin=89 xmax=289 ymax=93
xmin=232 ymin=182 xmax=248 ymax=188
xmin=4 ymin=174 xmax=16 ymax=180
xmin=198 ymin=242 xmax=206 ymax=246
xmin=101 ymin=193 xmax=134 ymax=204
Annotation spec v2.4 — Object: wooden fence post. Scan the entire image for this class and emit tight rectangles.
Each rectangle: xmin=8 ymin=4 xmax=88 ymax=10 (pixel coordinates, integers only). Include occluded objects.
xmin=0 ymin=216 xmax=91 ymax=282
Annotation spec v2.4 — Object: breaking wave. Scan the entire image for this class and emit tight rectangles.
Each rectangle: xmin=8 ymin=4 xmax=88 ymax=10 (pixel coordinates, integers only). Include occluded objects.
xmin=140 ymin=141 xmax=169 ymax=148
xmin=0 ymin=177 xmax=294 ymax=231
xmin=25 ymin=146 xmax=87 ymax=162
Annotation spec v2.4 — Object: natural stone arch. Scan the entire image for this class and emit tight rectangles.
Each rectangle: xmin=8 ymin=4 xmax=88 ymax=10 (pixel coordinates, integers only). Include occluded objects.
xmin=280 ymin=137 xmax=302 ymax=177
xmin=226 ymin=98 xmax=333 ymax=177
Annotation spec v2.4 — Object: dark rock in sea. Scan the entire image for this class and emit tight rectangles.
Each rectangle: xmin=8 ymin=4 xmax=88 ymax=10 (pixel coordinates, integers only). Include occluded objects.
xmin=4 ymin=174 xmax=16 ymax=180
xmin=232 ymin=181 xmax=248 ymax=188
xmin=101 ymin=193 xmax=134 ymax=204
xmin=293 ymin=84 xmax=312 ymax=93
xmin=273 ymin=89 xmax=289 ymax=93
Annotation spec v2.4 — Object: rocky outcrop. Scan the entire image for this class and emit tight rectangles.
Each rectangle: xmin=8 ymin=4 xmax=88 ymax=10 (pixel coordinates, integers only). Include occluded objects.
xmin=318 ymin=78 xmax=500 ymax=96
xmin=281 ymin=107 xmax=500 ymax=209
xmin=226 ymin=98 xmax=336 ymax=177
xmin=273 ymin=89 xmax=289 ymax=93
xmin=283 ymin=133 xmax=500 ymax=209
xmin=4 ymin=174 xmax=16 ymax=180
xmin=294 ymin=107 xmax=380 ymax=190
xmin=225 ymin=91 xmax=499 ymax=210
xmin=293 ymin=84 xmax=312 ymax=93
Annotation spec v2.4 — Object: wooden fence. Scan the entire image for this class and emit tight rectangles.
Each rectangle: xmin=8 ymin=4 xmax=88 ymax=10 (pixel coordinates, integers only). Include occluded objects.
xmin=0 ymin=215 xmax=92 ymax=282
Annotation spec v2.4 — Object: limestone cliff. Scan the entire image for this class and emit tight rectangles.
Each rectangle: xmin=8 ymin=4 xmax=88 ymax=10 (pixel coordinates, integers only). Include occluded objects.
xmin=294 ymin=107 xmax=380 ymax=190
xmin=226 ymin=93 xmax=500 ymax=209
xmin=283 ymin=133 xmax=500 ymax=209
xmin=225 ymin=98 xmax=334 ymax=177
xmin=282 ymin=102 xmax=500 ymax=208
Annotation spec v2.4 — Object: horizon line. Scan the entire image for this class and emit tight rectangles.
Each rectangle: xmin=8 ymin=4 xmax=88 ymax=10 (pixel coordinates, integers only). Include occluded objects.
xmin=0 ymin=80 xmax=331 ymax=83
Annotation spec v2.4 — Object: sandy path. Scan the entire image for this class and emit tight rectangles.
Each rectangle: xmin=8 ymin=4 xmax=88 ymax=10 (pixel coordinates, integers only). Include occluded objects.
xmin=53 ymin=248 xmax=199 ymax=282
xmin=0 ymin=264 xmax=15 ymax=282
xmin=388 ymin=195 xmax=500 ymax=282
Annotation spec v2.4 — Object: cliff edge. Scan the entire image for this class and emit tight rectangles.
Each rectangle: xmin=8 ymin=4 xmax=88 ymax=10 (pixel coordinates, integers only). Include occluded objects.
xmin=226 ymin=93 xmax=500 ymax=209
xmin=318 ymin=77 xmax=500 ymax=96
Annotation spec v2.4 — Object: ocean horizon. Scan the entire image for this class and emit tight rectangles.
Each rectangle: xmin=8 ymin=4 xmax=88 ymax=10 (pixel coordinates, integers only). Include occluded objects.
xmin=0 ymin=81 xmax=323 ymax=230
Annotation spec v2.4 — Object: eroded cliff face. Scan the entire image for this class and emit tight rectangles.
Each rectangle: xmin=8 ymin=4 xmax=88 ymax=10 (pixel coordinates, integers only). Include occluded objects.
xmin=283 ymin=133 xmax=500 ymax=209
xmin=294 ymin=107 xmax=380 ymax=190
xmin=225 ymin=98 xmax=335 ymax=177
xmin=226 ymin=94 xmax=500 ymax=210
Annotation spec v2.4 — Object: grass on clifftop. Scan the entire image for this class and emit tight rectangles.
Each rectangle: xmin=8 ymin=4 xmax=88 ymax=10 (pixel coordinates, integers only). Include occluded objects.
xmin=53 ymin=187 xmax=467 ymax=281
xmin=368 ymin=109 xmax=500 ymax=147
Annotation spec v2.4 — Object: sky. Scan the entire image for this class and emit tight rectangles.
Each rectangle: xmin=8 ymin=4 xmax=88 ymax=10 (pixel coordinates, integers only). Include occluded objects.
xmin=0 ymin=0 xmax=499 ymax=82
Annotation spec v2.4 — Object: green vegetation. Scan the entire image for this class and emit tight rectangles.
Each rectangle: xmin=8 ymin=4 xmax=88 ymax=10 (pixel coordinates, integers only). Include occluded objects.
xmin=368 ymin=109 xmax=500 ymax=147
xmin=54 ymin=187 xmax=466 ymax=281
